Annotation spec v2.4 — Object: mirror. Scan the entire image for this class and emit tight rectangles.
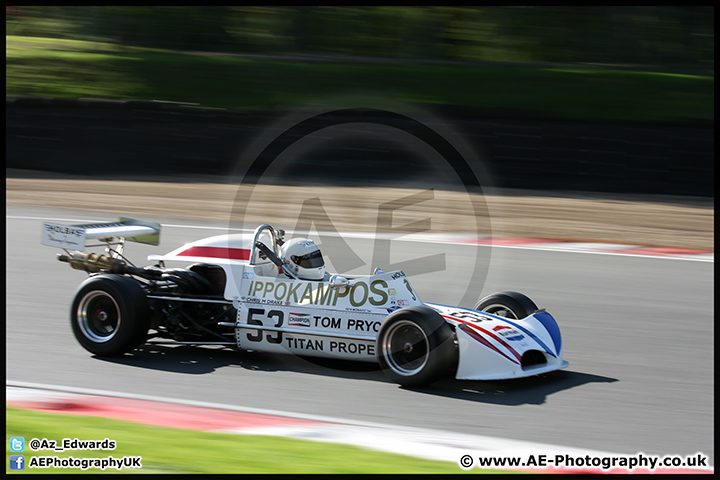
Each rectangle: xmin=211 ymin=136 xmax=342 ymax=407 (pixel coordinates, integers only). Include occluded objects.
xmin=329 ymin=274 xmax=350 ymax=290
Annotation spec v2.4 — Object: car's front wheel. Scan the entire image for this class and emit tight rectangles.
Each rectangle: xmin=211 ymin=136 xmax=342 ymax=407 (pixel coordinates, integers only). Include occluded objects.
xmin=376 ymin=307 xmax=456 ymax=387
xmin=474 ymin=291 xmax=539 ymax=320
xmin=70 ymin=274 xmax=150 ymax=356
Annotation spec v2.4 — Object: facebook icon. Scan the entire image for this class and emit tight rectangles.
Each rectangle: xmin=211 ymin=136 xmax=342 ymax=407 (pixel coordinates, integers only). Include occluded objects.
xmin=10 ymin=455 xmax=25 ymax=470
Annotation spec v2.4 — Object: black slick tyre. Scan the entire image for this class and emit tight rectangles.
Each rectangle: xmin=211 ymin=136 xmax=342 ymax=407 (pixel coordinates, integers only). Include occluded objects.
xmin=376 ymin=306 xmax=456 ymax=387
xmin=474 ymin=291 xmax=538 ymax=320
xmin=70 ymin=274 xmax=150 ymax=356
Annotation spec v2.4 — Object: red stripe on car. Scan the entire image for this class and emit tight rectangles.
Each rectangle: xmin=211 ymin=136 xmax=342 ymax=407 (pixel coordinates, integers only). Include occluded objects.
xmin=176 ymin=246 xmax=250 ymax=260
xmin=443 ymin=315 xmax=523 ymax=364
xmin=456 ymin=324 xmax=520 ymax=365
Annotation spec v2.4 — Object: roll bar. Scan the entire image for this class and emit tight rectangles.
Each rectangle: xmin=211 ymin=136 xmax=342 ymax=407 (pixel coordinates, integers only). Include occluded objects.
xmin=250 ymin=224 xmax=297 ymax=279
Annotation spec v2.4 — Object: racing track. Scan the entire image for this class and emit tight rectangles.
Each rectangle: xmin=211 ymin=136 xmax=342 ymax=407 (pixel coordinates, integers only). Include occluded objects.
xmin=6 ymin=205 xmax=714 ymax=465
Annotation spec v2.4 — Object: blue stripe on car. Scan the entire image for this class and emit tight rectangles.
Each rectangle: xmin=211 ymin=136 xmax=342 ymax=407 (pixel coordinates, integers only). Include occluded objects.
xmin=494 ymin=317 xmax=557 ymax=358
xmin=529 ymin=311 xmax=562 ymax=355
xmin=429 ymin=303 xmax=558 ymax=357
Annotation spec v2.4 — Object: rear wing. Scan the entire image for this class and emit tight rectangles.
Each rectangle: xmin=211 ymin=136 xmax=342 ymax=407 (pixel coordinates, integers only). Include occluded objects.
xmin=42 ymin=217 xmax=161 ymax=253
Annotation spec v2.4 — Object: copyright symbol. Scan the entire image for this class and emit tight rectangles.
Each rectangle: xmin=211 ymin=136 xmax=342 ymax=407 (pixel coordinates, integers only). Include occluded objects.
xmin=460 ymin=455 xmax=474 ymax=468
xmin=30 ymin=438 xmax=40 ymax=450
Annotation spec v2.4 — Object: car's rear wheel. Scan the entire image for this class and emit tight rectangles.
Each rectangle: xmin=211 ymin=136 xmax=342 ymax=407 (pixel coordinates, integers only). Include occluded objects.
xmin=474 ymin=291 xmax=538 ymax=320
xmin=70 ymin=274 xmax=150 ymax=356
xmin=376 ymin=307 xmax=456 ymax=387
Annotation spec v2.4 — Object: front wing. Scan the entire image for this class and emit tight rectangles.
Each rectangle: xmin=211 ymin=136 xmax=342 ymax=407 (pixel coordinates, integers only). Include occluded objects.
xmin=426 ymin=304 xmax=569 ymax=380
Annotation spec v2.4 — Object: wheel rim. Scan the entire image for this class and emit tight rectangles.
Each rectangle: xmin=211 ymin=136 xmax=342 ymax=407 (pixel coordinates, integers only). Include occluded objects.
xmin=77 ymin=290 xmax=121 ymax=343
xmin=381 ymin=320 xmax=429 ymax=376
xmin=482 ymin=303 xmax=519 ymax=320
xmin=481 ymin=303 xmax=519 ymax=319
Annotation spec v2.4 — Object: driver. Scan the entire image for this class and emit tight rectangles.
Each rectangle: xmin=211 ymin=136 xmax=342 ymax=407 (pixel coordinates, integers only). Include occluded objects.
xmin=281 ymin=238 xmax=326 ymax=280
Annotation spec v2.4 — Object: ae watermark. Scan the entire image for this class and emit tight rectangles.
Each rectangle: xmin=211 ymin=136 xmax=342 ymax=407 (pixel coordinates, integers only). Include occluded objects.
xmin=229 ymin=105 xmax=493 ymax=365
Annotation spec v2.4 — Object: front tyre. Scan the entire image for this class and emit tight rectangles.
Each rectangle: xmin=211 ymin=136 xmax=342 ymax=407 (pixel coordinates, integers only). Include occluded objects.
xmin=475 ymin=291 xmax=538 ymax=319
xmin=376 ymin=307 xmax=456 ymax=387
xmin=70 ymin=274 xmax=150 ymax=356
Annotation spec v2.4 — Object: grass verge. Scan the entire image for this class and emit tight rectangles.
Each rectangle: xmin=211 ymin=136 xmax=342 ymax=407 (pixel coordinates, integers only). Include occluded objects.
xmin=6 ymin=35 xmax=714 ymax=123
xmin=6 ymin=406 xmax=495 ymax=474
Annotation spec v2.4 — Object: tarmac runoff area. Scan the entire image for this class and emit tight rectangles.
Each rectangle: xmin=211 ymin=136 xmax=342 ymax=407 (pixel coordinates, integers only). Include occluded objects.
xmin=6 ymin=382 xmax=714 ymax=474
xmin=5 ymin=173 xmax=714 ymax=255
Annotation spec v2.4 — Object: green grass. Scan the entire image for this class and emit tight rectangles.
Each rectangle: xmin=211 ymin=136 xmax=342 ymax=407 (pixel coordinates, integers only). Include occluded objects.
xmin=6 ymin=406 xmax=496 ymax=474
xmin=6 ymin=34 xmax=714 ymax=122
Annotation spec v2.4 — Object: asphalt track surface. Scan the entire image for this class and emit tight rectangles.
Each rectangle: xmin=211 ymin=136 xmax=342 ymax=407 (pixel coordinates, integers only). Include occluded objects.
xmin=6 ymin=205 xmax=714 ymax=465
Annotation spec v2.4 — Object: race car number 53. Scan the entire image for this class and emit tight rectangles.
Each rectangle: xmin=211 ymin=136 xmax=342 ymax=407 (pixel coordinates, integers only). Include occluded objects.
xmin=243 ymin=308 xmax=284 ymax=344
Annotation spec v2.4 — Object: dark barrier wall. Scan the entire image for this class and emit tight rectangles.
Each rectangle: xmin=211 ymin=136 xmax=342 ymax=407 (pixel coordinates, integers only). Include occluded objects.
xmin=6 ymin=98 xmax=714 ymax=197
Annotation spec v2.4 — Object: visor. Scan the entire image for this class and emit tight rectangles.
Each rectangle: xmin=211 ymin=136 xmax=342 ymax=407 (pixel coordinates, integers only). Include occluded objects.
xmin=292 ymin=250 xmax=324 ymax=268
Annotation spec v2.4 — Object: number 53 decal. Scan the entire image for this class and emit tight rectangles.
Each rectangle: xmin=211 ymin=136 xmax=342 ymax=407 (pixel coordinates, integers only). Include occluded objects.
xmin=244 ymin=307 xmax=284 ymax=344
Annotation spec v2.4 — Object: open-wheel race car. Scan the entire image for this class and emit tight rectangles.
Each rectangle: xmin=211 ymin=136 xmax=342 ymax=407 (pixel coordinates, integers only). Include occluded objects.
xmin=42 ymin=219 xmax=568 ymax=387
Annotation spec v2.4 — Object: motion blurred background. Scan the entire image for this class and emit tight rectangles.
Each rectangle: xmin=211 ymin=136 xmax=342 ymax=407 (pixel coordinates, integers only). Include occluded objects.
xmin=6 ymin=6 xmax=714 ymax=197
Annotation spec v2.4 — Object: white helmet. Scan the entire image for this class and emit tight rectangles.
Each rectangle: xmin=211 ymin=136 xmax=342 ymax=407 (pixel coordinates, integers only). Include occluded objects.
xmin=281 ymin=238 xmax=325 ymax=280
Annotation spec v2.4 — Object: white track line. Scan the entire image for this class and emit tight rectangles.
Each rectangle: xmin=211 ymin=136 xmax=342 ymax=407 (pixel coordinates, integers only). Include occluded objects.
xmin=7 ymin=214 xmax=713 ymax=262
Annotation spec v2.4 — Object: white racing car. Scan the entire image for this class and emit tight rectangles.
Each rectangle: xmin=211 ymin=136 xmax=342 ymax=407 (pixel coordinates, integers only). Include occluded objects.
xmin=43 ymin=219 xmax=568 ymax=387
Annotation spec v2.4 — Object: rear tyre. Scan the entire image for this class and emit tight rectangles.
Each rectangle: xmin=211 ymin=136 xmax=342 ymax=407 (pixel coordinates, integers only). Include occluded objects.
xmin=376 ymin=307 xmax=456 ymax=387
xmin=70 ymin=274 xmax=150 ymax=356
xmin=474 ymin=291 xmax=538 ymax=320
